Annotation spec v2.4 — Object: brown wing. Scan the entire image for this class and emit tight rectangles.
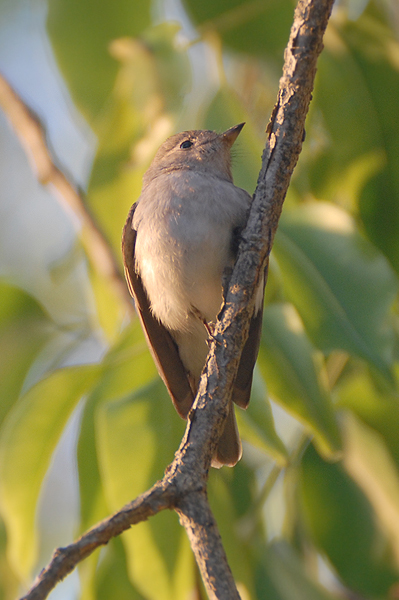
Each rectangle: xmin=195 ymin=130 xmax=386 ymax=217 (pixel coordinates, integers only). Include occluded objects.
xmin=232 ymin=260 xmax=268 ymax=409
xmin=122 ymin=205 xmax=194 ymax=419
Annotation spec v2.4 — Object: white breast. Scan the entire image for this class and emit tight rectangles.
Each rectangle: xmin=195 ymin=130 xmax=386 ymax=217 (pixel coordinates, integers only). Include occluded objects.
xmin=133 ymin=169 xmax=251 ymax=343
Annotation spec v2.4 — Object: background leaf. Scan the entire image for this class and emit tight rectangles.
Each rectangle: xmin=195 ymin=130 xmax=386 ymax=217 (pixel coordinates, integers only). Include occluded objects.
xmin=96 ymin=381 xmax=193 ymax=600
xmin=0 ymin=283 xmax=51 ymax=426
xmin=46 ymin=0 xmax=151 ymax=122
xmin=182 ymin=0 xmax=295 ymax=62
xmin=78 ymin=320 xmax=156 ymax=531
xmin=236 ymin=368 xmax=288 ymax=464
xmin=300 ymin=443 xmax=398 ymax=597
xmin=274 ymin=202 xmax=398 ymax=379
xmin=0 ymin=364 xmax=99 ymax=578
xmin=258 ymin=541 xmax=337 ymax=600
xmin=258 ymin=303 xmax=341 ymax=456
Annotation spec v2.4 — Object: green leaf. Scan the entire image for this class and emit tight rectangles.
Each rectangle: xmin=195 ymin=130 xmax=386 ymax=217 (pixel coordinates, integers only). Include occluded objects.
xmin=291 ymin=6 xmax=399 ymax=272
xmin=236 ymin=368 xmax=288 ymax=465
xmin=348 ymin=13 xmax=399 ymax=272
xmin=305 ymin=10 xmax=399 ymax=271
xmin=0 ymin=518 xmax=19 ymax=600
xmin=46 ymin=0 xmax=151 ymax=122
xmin=182 ymin=0 xmax=294 ymax=62
xmin=274 ymin=202 xmax=397 ymax=380
xmin=341 ymin=412 xmax=399 ymax=563
xmin=78 ymin=320 xmax=156 ymax=531
xmin=77 ymin=394 xmax=109 ymax=535
xmin=0 ymin=282 xmax=51 ymax=426
xmin=90 ymin=319 xmax=157 ymax=403
xmin=96 ymin=380 xmax=193 ymax=600
xmin=305 ymin=27 xmax=382 ymax=201
xmin=141 ymin=23 xmax=191 ymax=116
xmin=336 ymin=369 xmax=399 ymax=471
xmin=96 ymin=380 xmax=182 ymax=504
xmin=258 ymin=303 xmax=341 ymax=457
xmin=94 ymin=537 xmax=145 ymax=600
xmin=0 ymin=364 xmax=99 ymax=578
xmin=88 ymin=266 xmax=127 ymax=343
xmin=257 ymin=541 xmax=337 ymax=600
xmin=300 ymin=443 xmax=398 ymax=597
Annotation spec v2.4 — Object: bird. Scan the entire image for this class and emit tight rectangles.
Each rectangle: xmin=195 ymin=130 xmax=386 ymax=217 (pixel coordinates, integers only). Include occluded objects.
xmin=122 ymin=123 xmax=265 ymax=467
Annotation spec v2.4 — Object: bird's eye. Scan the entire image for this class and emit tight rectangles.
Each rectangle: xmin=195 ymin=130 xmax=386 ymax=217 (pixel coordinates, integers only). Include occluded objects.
xmin=180 ymin=139 xmax=193 ymax=149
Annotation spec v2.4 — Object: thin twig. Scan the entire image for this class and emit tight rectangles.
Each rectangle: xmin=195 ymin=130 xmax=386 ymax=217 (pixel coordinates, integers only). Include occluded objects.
xmin=16 ymin=0 xmax=334 ymax=598
xmin=0 ymin=74 xmax=133 ymax=315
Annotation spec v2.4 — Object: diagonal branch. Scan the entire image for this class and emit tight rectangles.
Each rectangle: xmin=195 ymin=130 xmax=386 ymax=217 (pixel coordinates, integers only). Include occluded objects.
xmin=19 ymin=483 xmax=175 ymax=600
xmin=0 ymin=73 xmax=133 ymax=314
xmin=16 ymin=0 xmax=334 ymax=598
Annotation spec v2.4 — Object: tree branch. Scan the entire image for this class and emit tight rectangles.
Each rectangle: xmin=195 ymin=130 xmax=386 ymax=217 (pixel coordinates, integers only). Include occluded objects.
xmin=176 ymin=492 xmax=241 ymax=600
xmin=0 ymin=74 xmax=133 ymax=315
xmin=19 ymin=483 xmax=175 ymax=600
xmin=16 ymin=0 xmax=334 ymax=598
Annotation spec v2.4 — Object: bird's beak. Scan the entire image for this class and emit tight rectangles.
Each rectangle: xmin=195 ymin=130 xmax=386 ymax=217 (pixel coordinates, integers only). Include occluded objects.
xmin=221 ymin=122 xmax=245 ymax=147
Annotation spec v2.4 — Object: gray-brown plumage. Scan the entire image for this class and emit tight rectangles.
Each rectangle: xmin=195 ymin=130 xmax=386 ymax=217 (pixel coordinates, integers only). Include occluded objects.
xmin=122 ymin=123 xmax=264 ymax=467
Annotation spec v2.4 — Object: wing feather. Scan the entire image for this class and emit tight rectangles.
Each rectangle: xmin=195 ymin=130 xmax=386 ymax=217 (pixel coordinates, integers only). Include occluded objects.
xmin=122 ymin=205 xmax=194 ymax=418
xmin=232 ymin=260 xmax=268 ymax=408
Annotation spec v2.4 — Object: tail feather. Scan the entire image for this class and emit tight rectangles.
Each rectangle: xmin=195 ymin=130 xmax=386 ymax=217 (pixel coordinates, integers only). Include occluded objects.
xmin=212 ymin=404 xmax=242 ymax=468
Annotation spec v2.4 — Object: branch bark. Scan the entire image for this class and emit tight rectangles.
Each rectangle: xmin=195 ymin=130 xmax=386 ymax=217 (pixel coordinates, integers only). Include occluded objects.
xmin=13 ymin=0 xmax=335 ymax=598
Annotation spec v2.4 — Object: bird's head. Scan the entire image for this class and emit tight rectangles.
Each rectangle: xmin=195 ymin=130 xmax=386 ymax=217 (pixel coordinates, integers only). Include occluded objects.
xmin=143 ymin=123 xmax=245 ymax=184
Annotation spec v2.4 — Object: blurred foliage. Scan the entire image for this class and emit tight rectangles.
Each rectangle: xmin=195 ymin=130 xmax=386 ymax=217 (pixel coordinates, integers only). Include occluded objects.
xmin=1 ymin=0 xmax=399 ymax=599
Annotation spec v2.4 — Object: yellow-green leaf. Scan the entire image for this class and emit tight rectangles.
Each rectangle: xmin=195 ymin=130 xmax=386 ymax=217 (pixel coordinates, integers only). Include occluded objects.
xmin=274 ymin=203 xmax=397 ymax=381
xmin=96 ymin=381 xmax=193 ymax=600
xmin=0 ymin=364 xmax=99 ymax=578
xmin=258 ymin=303 xmax=341 ymax=457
